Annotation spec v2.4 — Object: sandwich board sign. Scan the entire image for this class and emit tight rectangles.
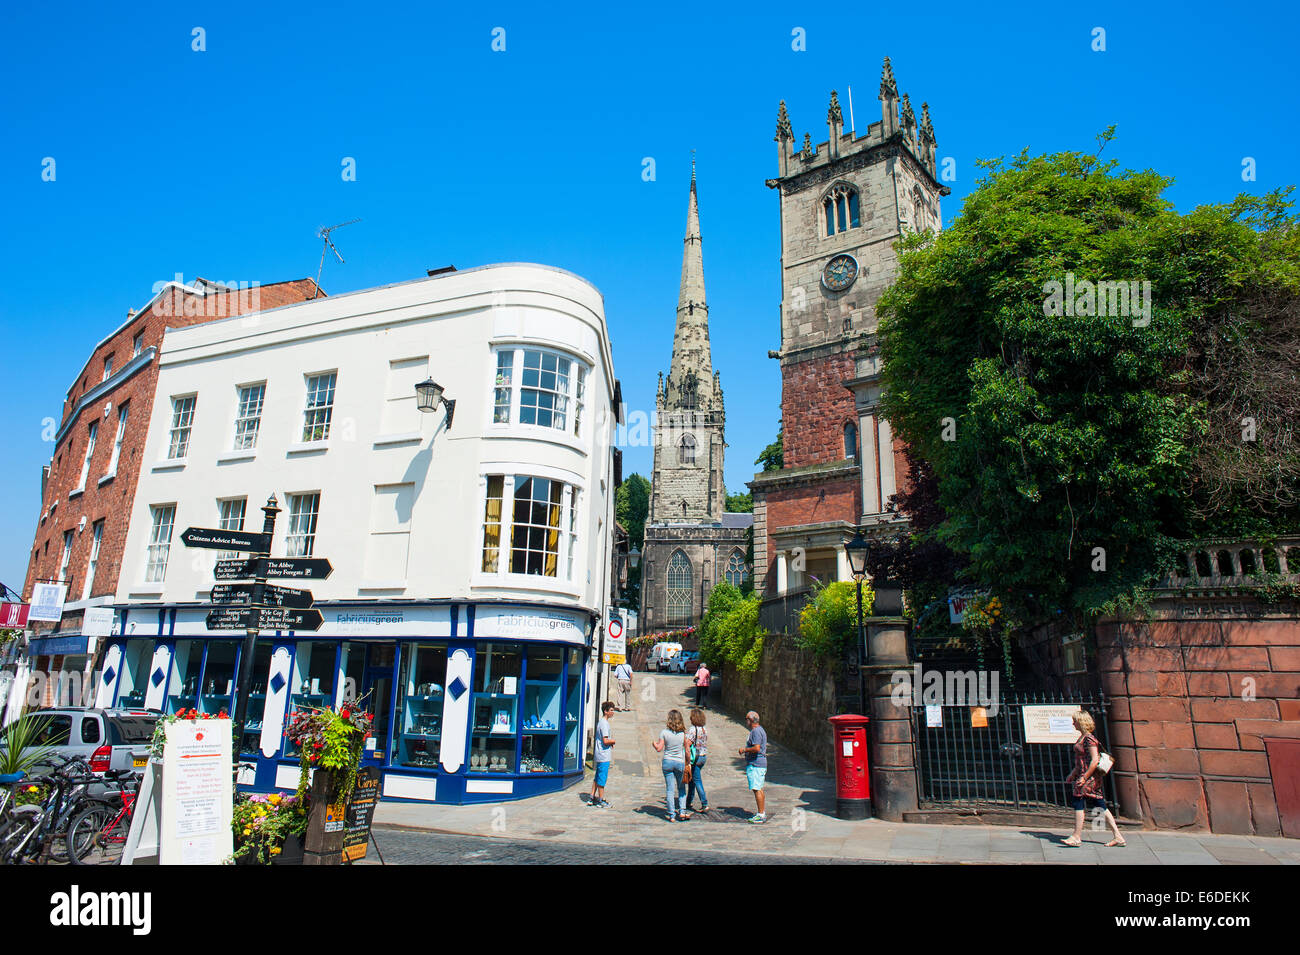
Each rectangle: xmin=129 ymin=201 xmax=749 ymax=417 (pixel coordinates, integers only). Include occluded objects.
xmin=122 ymin=718 xmax=233 ymax=865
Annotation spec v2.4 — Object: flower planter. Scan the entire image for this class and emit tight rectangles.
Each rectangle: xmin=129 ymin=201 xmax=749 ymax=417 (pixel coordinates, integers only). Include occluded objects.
xmin=273 ymin=833 xmax=304 ymax=866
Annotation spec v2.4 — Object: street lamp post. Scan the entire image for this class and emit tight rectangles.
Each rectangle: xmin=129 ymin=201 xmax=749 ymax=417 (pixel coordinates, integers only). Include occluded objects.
xmin=415 ymin=378 xmax=456 ymax=428
xmin=845 ymin=530 xmax=870 ymax=712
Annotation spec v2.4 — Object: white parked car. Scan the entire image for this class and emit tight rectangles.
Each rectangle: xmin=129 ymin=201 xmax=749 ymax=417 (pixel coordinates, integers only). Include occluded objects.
xmin=646 ymin=642 xmax=682 ymax=672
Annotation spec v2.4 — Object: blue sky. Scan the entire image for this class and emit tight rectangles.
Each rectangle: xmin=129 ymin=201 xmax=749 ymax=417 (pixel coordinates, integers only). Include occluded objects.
xmin=2 ymin=1 xmax=1297 ymax=590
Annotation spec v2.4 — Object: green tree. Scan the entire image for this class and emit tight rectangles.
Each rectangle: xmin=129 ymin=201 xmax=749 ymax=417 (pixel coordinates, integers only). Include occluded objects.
xmin=697 ymin=582 xmax=766 ymax=676
xmin=725 ymin=491 xmax=753 ymax=512
xmin=877 ymin=134 xmax=1300 ymax=626
xmin=755 ymin=426 xmax=783 ymax=472
xmin=616 ymin=473 xmax=651 ymax=607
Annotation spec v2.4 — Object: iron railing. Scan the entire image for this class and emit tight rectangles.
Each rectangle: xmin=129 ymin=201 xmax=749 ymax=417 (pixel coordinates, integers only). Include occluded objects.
xmin=758 ymin=587 xmax=812 ymax=637
xmin=911 ymin=690 xmax=1117 ymax=812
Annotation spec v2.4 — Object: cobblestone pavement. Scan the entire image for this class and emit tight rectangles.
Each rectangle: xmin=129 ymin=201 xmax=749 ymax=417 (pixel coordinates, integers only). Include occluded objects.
xmin=372 ymin=673 xmax=1300 ymax=865
xmin=362 ymin=827 xmax=874 ymax=865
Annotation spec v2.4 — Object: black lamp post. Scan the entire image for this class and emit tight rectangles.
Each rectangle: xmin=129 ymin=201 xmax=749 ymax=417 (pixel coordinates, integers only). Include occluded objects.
xmin=415 ymin=378 xmax=456 ymax=429
xmin=845 ymin=530 xmax=870 ymax=711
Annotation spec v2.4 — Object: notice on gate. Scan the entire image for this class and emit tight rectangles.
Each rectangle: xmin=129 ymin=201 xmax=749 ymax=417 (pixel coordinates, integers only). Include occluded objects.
xmin=159 ymin=718 xmax=233 ymax=864
xmin=1022 ymin=704 xmax=1083 ymax=743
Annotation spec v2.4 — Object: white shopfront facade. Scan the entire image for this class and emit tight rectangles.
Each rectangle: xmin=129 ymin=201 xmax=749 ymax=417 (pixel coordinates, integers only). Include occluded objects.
xmin=108 ymin=264 xmax=619 ymax=803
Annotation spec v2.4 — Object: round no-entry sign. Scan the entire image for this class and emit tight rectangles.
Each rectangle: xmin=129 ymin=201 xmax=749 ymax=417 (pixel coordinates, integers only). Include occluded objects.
xmin=608 ymin=618 xmax=624 ymax=639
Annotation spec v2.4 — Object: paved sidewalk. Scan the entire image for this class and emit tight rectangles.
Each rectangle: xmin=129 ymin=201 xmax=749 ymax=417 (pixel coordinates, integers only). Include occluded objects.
xmin=374 ymin=673 xmax=1300 ymax=865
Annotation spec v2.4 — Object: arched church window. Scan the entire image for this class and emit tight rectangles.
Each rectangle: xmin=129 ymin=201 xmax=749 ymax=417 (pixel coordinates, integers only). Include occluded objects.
xmin=680 ymin=376 xmax=697 ymax=410
xmin=824 ymin=185 xmax=861 ymax=236
xmin=725 ymin=550 xmax=749 ymax=588
xmin=844 ymin=421 xmax=858 ymax=461
xmin=679 ymin=433 xmax=696 ymax=465
xmin=667 ymin=551 xmax=693 ymax=626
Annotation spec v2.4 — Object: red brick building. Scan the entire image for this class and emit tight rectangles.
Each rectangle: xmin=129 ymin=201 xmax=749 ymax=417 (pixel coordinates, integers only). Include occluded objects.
xmin=16 ymin=277 xmax=321 ymax=702
xmin=751 ymin=62 xmax=944 ymax=595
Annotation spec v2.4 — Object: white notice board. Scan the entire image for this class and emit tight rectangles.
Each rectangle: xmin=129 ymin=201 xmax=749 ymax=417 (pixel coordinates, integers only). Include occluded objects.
xmin=1022 ymin=705 xmax=1083 ymax=744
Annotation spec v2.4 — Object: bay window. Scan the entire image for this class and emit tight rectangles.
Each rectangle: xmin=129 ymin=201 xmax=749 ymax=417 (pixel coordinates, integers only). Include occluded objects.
xmin=479 ymin=475 xmax=581 ymax=581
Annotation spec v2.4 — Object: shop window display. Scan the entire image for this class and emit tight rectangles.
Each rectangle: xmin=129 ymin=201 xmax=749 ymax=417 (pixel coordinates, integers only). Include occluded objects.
xmin=563 ymin=647 xmax=582 ymax=772
xmin=469 ymin=643 xmax=520 ymax=773
xmin=199 ymin=642 xmax=238 ymax=714
xmin=240 ymin=644 xmax=274 ymax=756
xmin=165 ymin=641 xmax=204 ymax=715
xmin=520 ymin=645 xmax=562 ymax=774
xmin=397 ymin=644 xmax=447 ymax=768
xmin=114 ymin=639 xmax=153 ymax=708
xmin=284 ymin=641 xmax=337 ymax=756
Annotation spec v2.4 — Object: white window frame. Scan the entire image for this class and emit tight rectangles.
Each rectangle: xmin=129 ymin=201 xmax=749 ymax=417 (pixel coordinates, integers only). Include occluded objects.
xmin=217 ymin=498 xmax=248 ymax=561
xmin=286 ymin=493 xmax=320 ymax=557
xmin=132 ymin=333 xmax=144 ymax=357
xmin=233 ymin=383 xmax=265 ymax=451
xmin=102 ymin=357 xmax=113 ymax=381
xmin=83 ymin=520 xmax=104 ymax=600
xmin=476 ymin=473 xmax=582 ymax=587
xmin=59 ymin=530 xmax=74 ymax=587
xmin=76 ymin=421 xmax=98 ymax=492
xmin=145 ymin=505 xmax=176 ymax=583
xmin=167 ymin=395 xmax=196 ymax=460
xmin=105 ymin=402 xmax=128 ymax=478
xmin=302 ymin=373 xmax=336 ymax=443
xmin=488 ymin=347 xmax=589 ymax=441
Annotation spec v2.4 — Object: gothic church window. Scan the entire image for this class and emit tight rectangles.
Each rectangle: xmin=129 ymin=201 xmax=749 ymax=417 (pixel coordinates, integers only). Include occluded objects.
xmin=725 ymin=550 xmax=749 ymax=588
xmin=667 ymin=551 xmax=693 ymax=626
xmin=679 ymin=433 xmax=696 ymax=465
xmin=824 ymin=185 xmax=861 ymax=236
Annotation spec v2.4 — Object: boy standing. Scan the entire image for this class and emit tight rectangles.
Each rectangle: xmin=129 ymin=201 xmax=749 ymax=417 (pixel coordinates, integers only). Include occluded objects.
xmin=590 ymin=701 xmax=617 ymax=808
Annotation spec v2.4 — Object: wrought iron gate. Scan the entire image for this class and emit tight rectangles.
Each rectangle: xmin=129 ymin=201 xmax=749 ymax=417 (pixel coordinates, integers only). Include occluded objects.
xmin=911 ymin=691 xmax=1117 ymax=811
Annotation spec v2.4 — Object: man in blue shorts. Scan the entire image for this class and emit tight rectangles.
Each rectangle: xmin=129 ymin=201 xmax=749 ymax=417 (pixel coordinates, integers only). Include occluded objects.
xmin=739 ymin=710 xmax=767 ymax=823
xmin=590 ymin=701 xmax=616 ymax=808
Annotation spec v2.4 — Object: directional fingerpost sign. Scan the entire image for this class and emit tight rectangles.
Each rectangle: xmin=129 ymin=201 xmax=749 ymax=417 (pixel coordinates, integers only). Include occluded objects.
xmin=214 ymin=558 xmax=257 ymax=580
xmin=182 ymin=527 xmax=272 ymax=553
xmin=206 ymin=607 xmax=323 ymax=632
xmin=262 ymin=558 xmax=333 ymax=580
xmin=210 ymin=583 xmax=314 ymax=609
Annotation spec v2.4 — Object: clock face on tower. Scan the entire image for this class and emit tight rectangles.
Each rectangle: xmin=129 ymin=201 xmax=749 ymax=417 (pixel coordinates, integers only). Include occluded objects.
xmin=822 ymin=253 xmax=859 ymax=292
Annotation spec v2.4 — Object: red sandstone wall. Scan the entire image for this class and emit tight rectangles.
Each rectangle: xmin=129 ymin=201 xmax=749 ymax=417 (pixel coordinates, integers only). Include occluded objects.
xmin=781 ymin=353 xmax=857 ymax=469
xmin=1099 ymin=615 xmax=1300 ymax=836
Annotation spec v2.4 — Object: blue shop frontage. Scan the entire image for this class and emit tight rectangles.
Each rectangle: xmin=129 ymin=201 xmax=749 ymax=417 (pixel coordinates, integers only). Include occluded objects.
xmin=94 ymin=601 xmax=598 ymax=804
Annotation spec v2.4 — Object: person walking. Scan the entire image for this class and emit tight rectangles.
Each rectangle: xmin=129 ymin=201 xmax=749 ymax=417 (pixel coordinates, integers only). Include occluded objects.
xmin=684 ymin=708 xmax=709 ymax=813
xmin=692 ymin=660 xmax=711 ymax=708
xmin=651 ymin=708 xmax=690 ymax=822
xmin=1063 ymin=710 xmax=1125 ymax=847
xmin=739 ymin=710 xmax=768 ymax=824
xmin=589 ymin=701 xmax=616 ymax=808
xmin=613 ymin=661 xmax=633 ymax=711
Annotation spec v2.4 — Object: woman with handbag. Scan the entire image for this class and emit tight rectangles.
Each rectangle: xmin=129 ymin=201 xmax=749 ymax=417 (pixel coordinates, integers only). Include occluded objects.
xmin=684 ymin=708 xmax=709 ymax=814
xmin=1063 ymin=710 xmax=1125 ymax=847
xmin=651 ymin=709 xmax=690 ymax=822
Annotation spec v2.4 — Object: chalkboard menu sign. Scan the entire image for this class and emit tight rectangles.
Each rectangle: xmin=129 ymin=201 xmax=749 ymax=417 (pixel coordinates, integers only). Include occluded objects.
xmin=342 ymin=768 xmax=381 ymax=863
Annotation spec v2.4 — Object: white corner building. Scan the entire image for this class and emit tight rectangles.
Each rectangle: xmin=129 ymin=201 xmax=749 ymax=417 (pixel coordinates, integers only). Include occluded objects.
xmin=107 ymin=264 xmax=619 ymax=803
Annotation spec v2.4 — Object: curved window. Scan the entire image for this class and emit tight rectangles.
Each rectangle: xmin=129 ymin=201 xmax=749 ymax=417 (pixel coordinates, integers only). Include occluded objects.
xmin=491 ymin=347 xmax=588 ymax=436
xmin=824 ymin=185 xmax=861 ymax=236
xmin=666 ymin=551 xmax=693 ymax=626
xmin=679 ymin=434 xmax=696 ymax=465
xmin=844 ymin=421 xmax=858 ymax=461
xmin=724 ymin=550 xmax=749 ymax=588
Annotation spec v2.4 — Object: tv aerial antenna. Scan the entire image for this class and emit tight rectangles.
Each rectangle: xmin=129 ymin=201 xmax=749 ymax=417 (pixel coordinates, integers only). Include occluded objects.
xmin=312 ymin=218 xmax=360 ymax=298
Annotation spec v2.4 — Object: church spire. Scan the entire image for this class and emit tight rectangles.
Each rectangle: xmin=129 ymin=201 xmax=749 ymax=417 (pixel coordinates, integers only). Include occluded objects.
xmin=667 ymin=165 xmax=714 ymax=411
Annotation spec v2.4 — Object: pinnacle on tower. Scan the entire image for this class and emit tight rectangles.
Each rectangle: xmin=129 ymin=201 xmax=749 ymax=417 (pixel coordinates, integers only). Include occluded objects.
xmin=880 ymin=57 xmax=898 ymax=99
xmin=827 ymin=90 xmax=843 ymax=159
xmin=801 ymin=132 xmax=815 ymax=161
xmin=879 ymin=56 xmax=899 ymax=138
xmin=919 ymin=101 xmax=937 ymax=174
xmin=900 ymin=93 xmax=917 ymax=148
xmin=775 ymin=100 xmax=793 ymax=142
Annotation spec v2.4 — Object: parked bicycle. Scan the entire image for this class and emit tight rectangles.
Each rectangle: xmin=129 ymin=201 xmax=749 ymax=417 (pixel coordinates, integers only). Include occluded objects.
xmin=1 ymin=755 xmax=126 ymax=864
xmin=66 ymin=770 xmax=139 ymax=865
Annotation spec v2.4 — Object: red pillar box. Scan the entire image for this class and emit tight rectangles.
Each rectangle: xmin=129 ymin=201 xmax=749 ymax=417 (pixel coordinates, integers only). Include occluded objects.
xmin=828 ymin=714 xmax=871 ymax=820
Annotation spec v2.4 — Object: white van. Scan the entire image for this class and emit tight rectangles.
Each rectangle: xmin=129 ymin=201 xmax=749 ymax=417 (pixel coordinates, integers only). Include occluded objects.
xmin=646 ymin=642 xmax=683 ymax=672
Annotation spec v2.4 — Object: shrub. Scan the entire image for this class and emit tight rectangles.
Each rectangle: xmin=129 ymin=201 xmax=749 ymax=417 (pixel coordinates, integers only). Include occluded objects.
xmin=698 ymin=582 xmax=767 ymax=676
xmin=798 ymin=579 xmax=875 ymax=659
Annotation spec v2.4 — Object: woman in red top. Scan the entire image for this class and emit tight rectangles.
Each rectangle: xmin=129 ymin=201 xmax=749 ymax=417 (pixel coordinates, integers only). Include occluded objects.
xmin=1064 ymin=710 xmax=1125 ymax=847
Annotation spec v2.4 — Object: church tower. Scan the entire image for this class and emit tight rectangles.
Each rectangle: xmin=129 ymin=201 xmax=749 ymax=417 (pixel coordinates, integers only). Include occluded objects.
xmin=640 ymin=168 xmax=752 ymax=634
xmin=649 ymin=166 xmax=727 ymax=523
xmin=751 ymin=59 xmax=948 ymax=595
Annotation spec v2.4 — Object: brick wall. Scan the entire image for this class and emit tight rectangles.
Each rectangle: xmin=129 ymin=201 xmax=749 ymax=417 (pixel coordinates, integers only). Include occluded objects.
xmin=1098 ymin=609 xmax=1300 ymax=835
xmin=21 ymin=279 xmax=320 ymax=628
xmin=720 ymin=633 xmax=839 ymax=773
xmin=782 ymin=353 xmax=857 ymax=469
xmin=758 ymin=474 xmax=860 ymax=595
